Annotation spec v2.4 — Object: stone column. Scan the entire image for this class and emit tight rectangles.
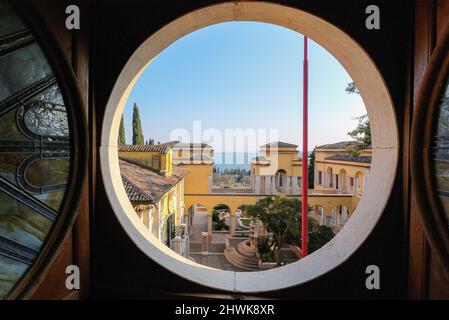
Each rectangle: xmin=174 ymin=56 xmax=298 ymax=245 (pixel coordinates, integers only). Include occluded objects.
xmin=143 ymin=208 xmax=150 ymax=229
xmin=254 ymin=176 xmax=261 ymax=195
xmin=364 ymin=169 xmax=369 ymax=190
xmin=323 ymin=170 xmax=327 ymax=188
xmin=207 ymin=214 xmax=212 ymax=242
xmin=348 ymin=178 xmax=352 ymax=194
xmin=264 ymin=176 xmax=270 ymax=194
xmin=291 ymin=176 xmax=298 ymax=195
xmin=173 ymin=236 xmax=182 ymax=255
xmin=336 ymin=208 xmax=340 ymax=228
xmin=180 ymin=224 xmax=189 ymax=257
xmin=342 ymin=206 xmax=348 ymax=221
xmin=201 ymin=232 xmax=209 ymax=255
xmin=180 ymin=223 xmax=187 ymax=236
xmin=229 ymin=212 xmax=237 ymax=236
xmin=320 ymin=207 xmax=324 ymax=225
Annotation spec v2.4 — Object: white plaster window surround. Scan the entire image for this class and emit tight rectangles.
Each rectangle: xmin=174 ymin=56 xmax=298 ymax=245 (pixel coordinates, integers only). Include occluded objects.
xmin=100 ymin=2 xmax=398 ymax=293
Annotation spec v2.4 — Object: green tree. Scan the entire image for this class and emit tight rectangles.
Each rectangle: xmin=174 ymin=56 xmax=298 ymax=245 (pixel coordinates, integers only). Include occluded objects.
xmin=118 ymin=115 xmax=126 ymax=145
xmin=308 ymin=149 xmax=315 ymax=188
xmin=307 ymin=223 xmax=335 ymax=253
xmin=345 ymin=81 xmax=360 ymax=94
xmin=243 ymin=196 xmax=300 ymax=265
xmin=347 ymin=114 xmax=371 ymax=156
xmin=346 ymin=82 xmax=371 ymax=156
xmin=132 ymin=103 xmax=144 ymax=145
xmin=242 ymin=195 xmax=335 ymax=265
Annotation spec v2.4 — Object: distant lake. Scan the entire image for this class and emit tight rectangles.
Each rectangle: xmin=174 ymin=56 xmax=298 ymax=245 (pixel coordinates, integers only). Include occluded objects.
xmin=213 ymin=153 xmax=256 ymax=172
xmin=213 ymin=152 xmax=311 ymax=172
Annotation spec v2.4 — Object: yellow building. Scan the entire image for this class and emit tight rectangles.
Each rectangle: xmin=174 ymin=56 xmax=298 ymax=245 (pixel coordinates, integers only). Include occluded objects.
xmin=172 ymin=142 xmax=214 ymax=195
xmin=118 ymin=145 xmax=189 ymax=254
xmin=118 ymin=140 xmax=372 ymax=254
xmin=310 ymin=141 xmax=372 ymax=229
xmin=313 ymin=141 xmax=371 ymax=197
xmin=250 ymin=141 xmax=302 ymax=195
xmin=119 ymin=144 xmax=174 ymax=176
xmin=251 ymin=141 xmax=302 ymax=175
xmin=172 ymin=142 xmax=214 ymax=161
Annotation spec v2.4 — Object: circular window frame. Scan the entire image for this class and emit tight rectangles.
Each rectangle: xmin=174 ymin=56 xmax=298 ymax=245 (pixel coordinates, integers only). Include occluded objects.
xmin=411 ymin=22 xmax=449 ymax=281
xmin=100 ymin=1 xmax=398 ymax=293
xmin=5 ymin=1 xmax=88 ymax=299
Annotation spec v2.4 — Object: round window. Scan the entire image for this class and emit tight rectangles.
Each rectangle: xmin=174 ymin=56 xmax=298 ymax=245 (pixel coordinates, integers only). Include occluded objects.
xmin=101 ymin=2 xmax=398 ymax=292
xmin=0 ymin=0 xmax=86 ymax=299
xmin=412 ymin=23 xmax=449 ymax=280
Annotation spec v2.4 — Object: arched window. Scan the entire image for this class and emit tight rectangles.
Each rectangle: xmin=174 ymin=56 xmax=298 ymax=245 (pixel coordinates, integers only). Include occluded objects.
xmin=412 ymin=26 xmax=449 ymax=279
xmin=0 ymin=0 xmax=86 ymax=299
xmin=276 ymin=169 xmax=287 ymax=188
xmin=339 ymin=169 xmax=348 ymax=193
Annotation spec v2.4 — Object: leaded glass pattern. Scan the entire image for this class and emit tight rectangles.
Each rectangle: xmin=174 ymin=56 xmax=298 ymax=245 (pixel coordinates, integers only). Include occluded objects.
xmin=0 ymin=0 xmax=72 ymax=299
xmin=434 ymin=70 xmax=449 ymax=228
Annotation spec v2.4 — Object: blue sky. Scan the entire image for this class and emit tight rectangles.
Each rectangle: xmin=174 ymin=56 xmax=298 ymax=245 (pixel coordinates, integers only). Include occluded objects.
xmin=123 ymin=22 xmax=366 ymax=152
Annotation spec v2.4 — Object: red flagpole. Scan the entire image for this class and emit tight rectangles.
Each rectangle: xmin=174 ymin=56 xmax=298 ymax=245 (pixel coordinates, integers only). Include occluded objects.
xmin=301 ymin=36 xmax=309 ymax=258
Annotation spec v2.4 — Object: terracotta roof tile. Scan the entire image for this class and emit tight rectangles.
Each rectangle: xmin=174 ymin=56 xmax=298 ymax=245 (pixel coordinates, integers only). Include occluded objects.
xmin=316 ymin=141 xmax=372 ymax=150
xmin=262 ymin=141 xmax=298 ymax=148
xmin=325 ymin=155 xmax=372 ymax=163
xmin=118 ymin=144 xmax=171 ymax=153
xmin=119 ymin=158 xmax=189 ymax=204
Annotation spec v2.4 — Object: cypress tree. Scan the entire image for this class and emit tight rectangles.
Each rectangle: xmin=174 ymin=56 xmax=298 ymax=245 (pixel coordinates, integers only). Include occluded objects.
xmin=308 ymin=149 xmax=315 ymax=188
xmin=118 ymin=115 xmax=126 ymax=145
xmin=132 ymin=103 xmax=144 ymax=145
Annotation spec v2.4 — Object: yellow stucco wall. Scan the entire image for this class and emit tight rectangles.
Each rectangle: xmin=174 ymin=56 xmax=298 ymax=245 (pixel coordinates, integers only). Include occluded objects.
xmin=351 ymin=195 xmax=361 ymax=211
xmin=314 ymin=147 xmax=371 ymax=192
xmin=177 ymin=163 xmax=212 ymax=194
xmin=315 ymin=161 xmax=369 ymax=177
xmin=120 ymin=150 xmax=160 ymax=164
xmin=123 ymin=144 xmax=365 ymax=236
xmin=308 ymin=195 xmax=354 ymax=215
xmin=184 ymin=194 xmax=357 ymax=216
xmin=252 ymin=152 xmax=302 ymax=176
xmin=119 ymin=150 xmax=173 ymax=176
xmin=314 ymin=148 xmax=372 ymax=162
xmin=164 ymin=150 xmax=172 ymax=176
xmin=184 ymin=194 xmax=260 ymax=214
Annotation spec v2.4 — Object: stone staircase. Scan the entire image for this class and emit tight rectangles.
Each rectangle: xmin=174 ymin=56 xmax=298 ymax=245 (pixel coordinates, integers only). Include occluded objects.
xmin=224 ymin=240 xmax=259 ymax=271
